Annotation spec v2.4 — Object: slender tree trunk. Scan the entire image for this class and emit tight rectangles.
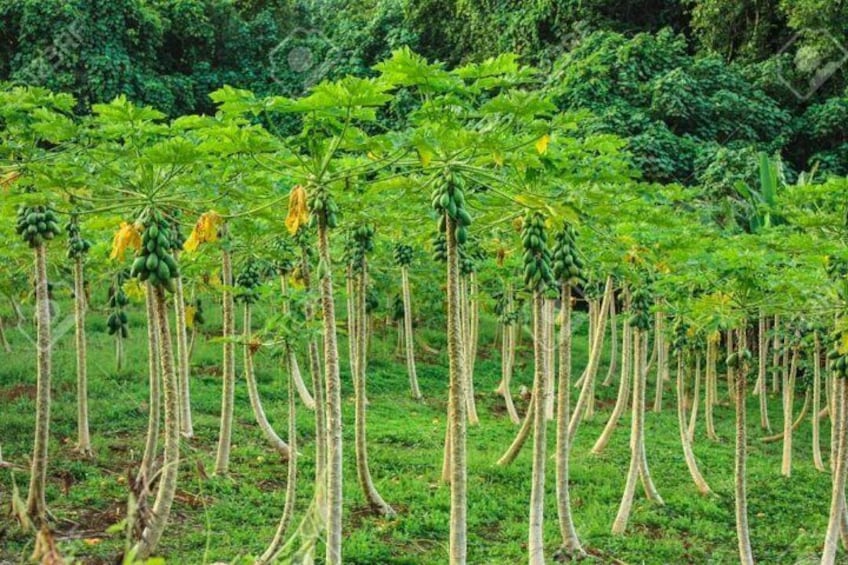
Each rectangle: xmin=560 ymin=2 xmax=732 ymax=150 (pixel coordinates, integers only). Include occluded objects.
xmin=822 ymin=378 xmax=848 ymax=564
xmin=463 ymin=276 xmax=480 ymax=426
xmin=244 ymin=304 xmax=290 ymax=458
xmin=727 ymin=330 xmax=736 ymax=406
xmin=258 ymin=361 xmax=299 ymax=564
xmin=636 ymin=330 xmax=663 ymax=505
xmin=173 ymin=252 xmax=194 ymax=439
xmin=401 ymin=266 xmax=422 ymax=400
xmin=115 ymin=335 xmax=124 ymax=372
xmin=133 ymin=286 xmax=180 ymax=559
xmin=705 ymin=335 xmax=719 ymax=441
xmin=735 ymin=330 xmax=754 ymax=565
xmin=814 ymin=333 xmax=826 ymax=472
xmin=214 ymin=242 xmax=236 ymax=475
xmin=281 ymin=275 xmax=315 ymax=410
xmin=139 ymin=285 xmax=161 ymax=490
xmin=772 ymin=315 xmax=781 ymax=394
xmin=653 ymin=309 xmax=666 ymax=412
xmin=592 ymin=289 xmax=632 ymax=455
xmin=544 ymin=298 xmax=556 ymax=421
xmin=677 ymin=353 xmax=711 ymax=495
xmin=353 ymin=261 xmax=394 ymax=516
xmin=612 ymin=326 xmax=646 ymax=535
xmin=569 ymin=276 xmax=612 ymax=438
xmin=317 ymin=221 xmax=344 ymax=565
xmin=757 ymin=314 xmax=771 ymax=431
xmin=73 ymin=258 xmax=92 ymax=455
xmin=496 ymin=285 xmax=520 ymax=424
xmin=688 ymin=354 xmax=702 ymax=441
xmin=782 ymin=344 xmax=799 ymax=477
xmin=602 ymin=292 xmax=618 ymax=387
xmin=0 ymin=313 xmax=10 ymax=353
xmin=443 ymin=215 xmax=468 ymax=564
xmin=833 ymin=357 xmax=840 ymax=473
xmin=26 ymin=244 xmax=51 ymax=523
xmin=300 ymin=246 xmax=326 ymax=480
xmin=556 ymin=285 xmax=584 ymax=556
xmin=528 ymin=293 xmax=547 ymax=565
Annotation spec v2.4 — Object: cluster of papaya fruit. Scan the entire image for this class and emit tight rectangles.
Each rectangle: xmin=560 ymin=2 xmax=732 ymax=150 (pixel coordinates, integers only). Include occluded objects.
xmin=551 ymin=222 xmax=583 ymax=286
xmin=521 ymin=211 xmax=553 ymax=291
xmin=827 ymin=329 xmax=848 ymax=378
xmin=432 ymin=171 xmax=471 ymax=245
xmin=106 ymin=272 xmax=131 ymax=338
xmin=16 ymin=205 xmax=60 ymax=247
xmin=629 ymin=284 xmax=653 ymax=330
xmin=130 ymin=214 xmax=180 ymax=292
xmin=66 ymin=216 xmax=92 ymax=260
xmin=394 ymin=243 xmax=413 ymax=267
xmin=236 ymin=260 xmax=263 ymax=304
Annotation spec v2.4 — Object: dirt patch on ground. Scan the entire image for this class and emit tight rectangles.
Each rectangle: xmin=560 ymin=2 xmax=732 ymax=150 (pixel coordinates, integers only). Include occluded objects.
xmin=0 ymin=383 xmax=36 ymax=402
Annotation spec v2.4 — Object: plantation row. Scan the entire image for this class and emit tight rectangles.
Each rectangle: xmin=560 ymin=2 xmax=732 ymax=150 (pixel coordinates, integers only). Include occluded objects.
xmin=1 ymin=49 xmax=848 ymax=564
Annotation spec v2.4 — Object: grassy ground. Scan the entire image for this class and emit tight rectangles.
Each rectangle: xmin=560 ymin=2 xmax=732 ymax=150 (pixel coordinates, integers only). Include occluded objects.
xmin=0 ymin=298 xmax=836 ymax=564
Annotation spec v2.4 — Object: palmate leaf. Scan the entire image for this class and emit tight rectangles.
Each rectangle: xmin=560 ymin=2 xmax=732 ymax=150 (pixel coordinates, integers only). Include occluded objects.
xmin=374 ymin=47 xmax=460 ymax=92
xmin=142 ymin=137 xmax=201 ymax=165
xmin=30 ymin=108 xmax=77 ymax=142
xmin=479 ymin=90 xmax=556 ymax=119
xmin=92 ymin=95 xmax=166 ymax=124
xmin=209 ymin=85 xmax=261 ymax=116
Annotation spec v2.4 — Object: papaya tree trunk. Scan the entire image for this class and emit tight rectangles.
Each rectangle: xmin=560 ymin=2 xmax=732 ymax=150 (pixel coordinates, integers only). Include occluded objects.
xmin=26 ymin=243 xmax=51 ymax=523
xmin=688 ymin=354 xmax=702 ymax=441
xmin=653 ymin=308 xmax=666 ymax=412
xmin=138 ymin=284 xmax=161 ymax=490
xmin=545 ymin=298 xmax=556 ymax=421
xmin=401 ymin=265 xmax=422 ymax=400
xmin=814 ymin=333 xmax=826 ymax=472
xmin=445 ymin=214 xmax=468 ymax=564
xmin=637 ymin=329 xmax=663 ymax=505
xmin=258 ymin=356 xmax=299 ymax=564
xmin=772 ymin=315 xmax=781 ymax=394
xmin=0 ymin=312 xmax=10 ymax=353
xmin=133 ymin=286 xmax=180 ymax=559
xmin=73 ymin=257 xmax=92 ymax=456
xmin=555 ymin=284 xmax=584 ymax=556
xmin=243 ymin=303 xmax=290 ymax=458
xmin=782 ymin=344 xmax=799 ymax=477
xmin=602 ymin=293 xmax=618 ymax=387
xmin=496 ymin=284 xmax=520 ymax=424
xmin=569 ymin=275 xmax=612 ymax=438
xmin=824 ymin=376 xmax=848 ymax=564
xmin=463 ymin=275 xmax=480 ymax=426
xmin=705 ymin=335 xmax=719 ymax=441
xmin=677 ymin=352 xmax=711 ymax=495
xmin=612 ymin=326 xmax=646 ymax=535
xmin=592 ymin=288 xmax=632 ymax=455
xmin=280 ymin=274 xmax=315 ymax=410
xmin=353 ymin=260 xmax=394 ymax=516
xmin=317 ymin=220 xmax=344 ymax=565
xmin=173 ymin=251 xmax=193 ymax=439
xmin=757 ymin=313 xmax=771 ymax=431
xmin=735 ymin=329 xmax=754 ymax=565
xmin=214 ymin=241 xmax=236 ymax=476
xmin=528 ymin=292 xmax=547 ymax=565
xmin=300 ymin=245 xmax=327 ymax=479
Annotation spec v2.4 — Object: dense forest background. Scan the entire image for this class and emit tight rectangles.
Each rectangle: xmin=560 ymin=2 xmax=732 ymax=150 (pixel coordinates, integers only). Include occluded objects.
xmin=1 ymin=0 xmax=846 ymax=191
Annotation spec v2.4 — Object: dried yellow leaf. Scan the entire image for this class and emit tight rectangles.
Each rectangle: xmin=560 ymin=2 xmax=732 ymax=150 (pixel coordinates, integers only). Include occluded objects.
xmin=184 ymin=210 xmax=223 ymax=252
xmin=110 ymin=222 xmax=142 ymax=261
xmin=285 ymin=185 xmax=309 ymax=235
xmin=535 ymin=134 xmax=550 ymax=155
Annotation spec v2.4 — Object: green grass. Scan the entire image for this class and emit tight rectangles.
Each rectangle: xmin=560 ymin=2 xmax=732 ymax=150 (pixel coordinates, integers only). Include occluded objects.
xmin=0 ymin=301 xmax=835 ymax=564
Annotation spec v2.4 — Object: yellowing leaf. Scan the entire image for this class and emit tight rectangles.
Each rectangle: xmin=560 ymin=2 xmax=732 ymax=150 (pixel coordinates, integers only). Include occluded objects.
xmin=492 ymin=152 xmax=504 ymax=167
xmin=535 ymin=134 xmax=550 ymax=155
xmin=418 ymin=148 xmax=433 ymax=167
xmin=0 ymin=170 xmax=21 ymax=191
xmin=285 ymin=185 xmax=309 ymax=236
xmin=184 ymin=210 xmax=223 ymax=252
xmin=185 ymin=305 xmax=197 ymax=329
xmin=839 ymin=333 xmax=848 ymax=356
xmin=123 ymin=278 xmax=146 ymax=302
xmin=110 ymin=222 xmax=142 ymax=261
